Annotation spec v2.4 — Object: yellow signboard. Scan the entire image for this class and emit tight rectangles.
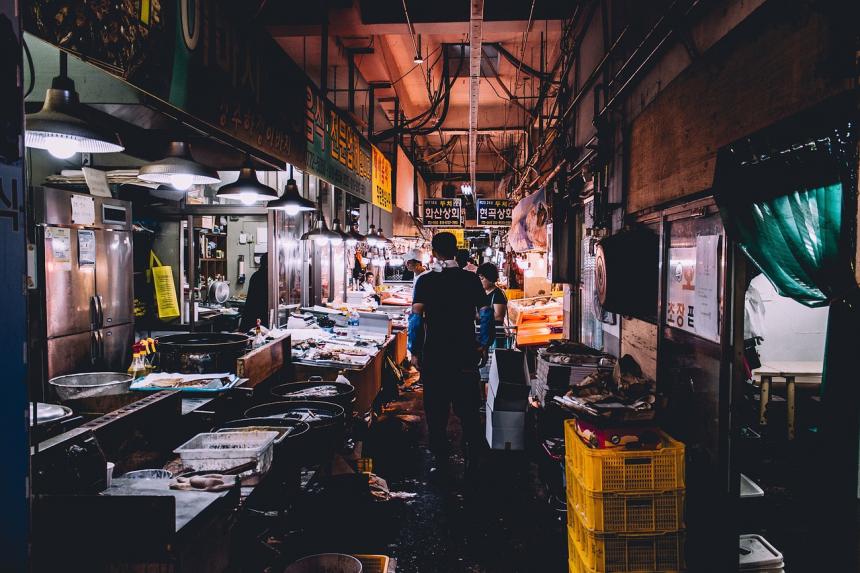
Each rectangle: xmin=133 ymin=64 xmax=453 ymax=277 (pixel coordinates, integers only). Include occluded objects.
xmin=450 ymin=228 xmax=466 ymax=248
xmin=371 ymin=145 xmax=392 ymax=212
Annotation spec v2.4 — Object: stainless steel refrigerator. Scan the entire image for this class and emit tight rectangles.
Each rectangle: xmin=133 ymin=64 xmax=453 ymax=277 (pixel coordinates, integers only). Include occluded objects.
xmin=31 ymin=187 xmax=134 ymax=398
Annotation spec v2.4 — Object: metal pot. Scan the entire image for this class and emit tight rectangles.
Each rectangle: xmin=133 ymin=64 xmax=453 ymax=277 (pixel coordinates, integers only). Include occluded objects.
xmin=284 ymin=554 xmax=362 ymax=573
xmin=49 ymin=372 xmax=133 ymax=413
xmin=156 ymin=333 xmax=250 ymax=374
xmin=243 ymin=400 xmax=345 ymax=463
xmin=271 ymin=376 xmax=356 ymax=415
xmin=208 ymin=280 xmax=230 ymax=304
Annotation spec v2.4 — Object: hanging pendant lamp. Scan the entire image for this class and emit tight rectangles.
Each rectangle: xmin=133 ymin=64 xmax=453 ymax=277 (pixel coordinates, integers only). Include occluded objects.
xmin=347 ymin=220 xmax=366 ymax=244
xmin=332 ymin=218 xmax=355 ymax=246
xmin=138 ymin=141 xmax=221 ymax=190
xmin=216 ymin=156 xmax=278 ymax=204
xmin=301 ymin=209 xmax=343 ymax=245
xmin=365 ymin=224 xmax=381 ymax=246
xmin=267 ymin=165 xmax=316 ymax=214
xmin=25 ymin=52 xmax=124 ymax=158
xmin=376 ymin=226 xmax=394 ymax=246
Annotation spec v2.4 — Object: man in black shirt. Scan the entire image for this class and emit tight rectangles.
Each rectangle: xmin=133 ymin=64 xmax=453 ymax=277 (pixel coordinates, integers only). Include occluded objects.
xmin=410 ymin=232 xmax=492 ymax=477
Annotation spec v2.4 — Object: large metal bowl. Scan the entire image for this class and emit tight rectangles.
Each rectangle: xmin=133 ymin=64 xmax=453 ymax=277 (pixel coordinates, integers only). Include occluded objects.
xmin=49 ymin=372 xmax=133 ymax=401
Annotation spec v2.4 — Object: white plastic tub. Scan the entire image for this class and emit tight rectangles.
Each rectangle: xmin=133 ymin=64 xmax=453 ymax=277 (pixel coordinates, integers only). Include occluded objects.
xmin=174 ymin=431 xmax=278 ymax=477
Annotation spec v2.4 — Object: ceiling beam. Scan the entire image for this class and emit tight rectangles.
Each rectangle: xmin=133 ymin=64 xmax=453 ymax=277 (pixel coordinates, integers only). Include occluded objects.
xmin=425 ymin=172 xmax=502 ymax=181
xmin=468 ymin=0 xmax=484 ymax=194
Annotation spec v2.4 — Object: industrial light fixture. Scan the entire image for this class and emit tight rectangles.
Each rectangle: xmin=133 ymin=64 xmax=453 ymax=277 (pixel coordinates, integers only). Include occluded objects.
xmin=267 ymin=165 xmax=316 ymax=215
xmin=347 ymin=220 xmax=366 ymax=245
xmin=413 ymin=34 xmax=424 ymax=64
xmin=461 ymin=183 xmax=473 ymax=195
xmin=301 ymin=209 xmax=342 ymax=245
xmin=366 ymin=224 xmax=381 ymax=246
xmin=216 ymin=156 xmax=278 ymax=204
xmin=138 ymin=141 xmax=221 ymax=190
xmin=376 ymin=227 xmax=394 ymax=246
xmin=25 ymin=52 xmax=124 ymax=158
xmin=332 ymin=218 xmax=353 ymax=245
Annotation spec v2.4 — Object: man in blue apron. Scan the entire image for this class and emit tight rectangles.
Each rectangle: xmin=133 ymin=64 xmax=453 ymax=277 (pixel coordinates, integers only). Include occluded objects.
xmin=409 ymin=232 xmax=493 ymax=479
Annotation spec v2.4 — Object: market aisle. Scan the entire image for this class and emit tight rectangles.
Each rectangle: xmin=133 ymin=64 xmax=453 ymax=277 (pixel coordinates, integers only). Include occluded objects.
xmin=361 ymin=371 xmax=568 ymax=573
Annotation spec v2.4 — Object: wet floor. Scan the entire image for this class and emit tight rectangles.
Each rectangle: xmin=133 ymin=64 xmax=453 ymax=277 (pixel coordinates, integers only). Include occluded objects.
xmin=269 ymin=373 xmax=568 ymax=573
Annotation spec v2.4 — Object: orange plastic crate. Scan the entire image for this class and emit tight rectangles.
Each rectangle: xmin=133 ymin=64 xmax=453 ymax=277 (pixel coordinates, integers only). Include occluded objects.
xmin=567 ymin=470 xmax=685 ymax=533
xmin=564 ymin=421 xmax=685 ymax=493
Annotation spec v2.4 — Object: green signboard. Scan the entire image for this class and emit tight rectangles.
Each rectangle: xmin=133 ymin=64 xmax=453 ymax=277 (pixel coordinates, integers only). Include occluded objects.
xmin=304 ymin=83 xmax=372 ymax=201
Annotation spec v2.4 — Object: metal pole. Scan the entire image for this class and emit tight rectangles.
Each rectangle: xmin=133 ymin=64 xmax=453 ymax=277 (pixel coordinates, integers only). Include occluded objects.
xmin=320 ymin=1 xmax=329 ymax=99
xmin=348 ymin=51 xmax=355 ymax=113
xmin=186 ymin=215 xmax=195 ymax=331
xmin=368 ymin=85 xmax=375 ymax=138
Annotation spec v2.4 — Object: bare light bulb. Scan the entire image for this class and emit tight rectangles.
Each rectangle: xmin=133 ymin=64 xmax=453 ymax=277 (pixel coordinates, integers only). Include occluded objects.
xmin=239 ymin=194 xmax=258 ymax=205
xmin=313 ymin=236 xmax=329 ymax=245
xmin=170 ymin=173 xmax=194 ymax=190
xmin=484 ymin=247 xmax=494 ymax=257
xmin=44 ymin=136 xmax=77 ymax=159
xmin=283 ymin=204 xmax=301 ymax=216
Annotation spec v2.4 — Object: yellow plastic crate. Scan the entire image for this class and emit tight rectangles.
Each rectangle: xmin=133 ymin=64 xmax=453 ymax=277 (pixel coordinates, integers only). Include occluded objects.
xmin=568 ymin=511 xmax=685 ymax=573
xmin=567 ymin=470 xmax=685 ymax=533
xmin=564 ymin=421 xmax=685 ymax=493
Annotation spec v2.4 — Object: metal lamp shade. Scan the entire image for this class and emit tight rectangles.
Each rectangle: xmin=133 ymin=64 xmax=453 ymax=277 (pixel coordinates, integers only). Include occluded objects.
xmin=216 ymin=165 xmax=278 ymax=202
xmin=365 ymin=225 xmax=380 ymax=246
xmin=348 ymin=224 xmax=366 ymax=243
xmin=332 ymin=219 xmax=354 ymax=245
xmin=376 ymin=227 xmax=394 ymax=245
xmin=267 ymin=178 xmax=316 ymax=213
xmin=301 ymin=212 xmax=343 ymax=245
xmin=138 ymin=142 xmax=221 ymax=187
xmin=25 ymin=87 xmax=124 ymax=155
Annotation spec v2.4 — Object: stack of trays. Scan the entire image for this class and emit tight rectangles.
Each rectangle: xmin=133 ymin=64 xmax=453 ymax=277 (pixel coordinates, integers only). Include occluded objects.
xmin=486 ymin=349 xmax=531 ymax=450
xmin=564 ymin=419 xmax=686 ymax=572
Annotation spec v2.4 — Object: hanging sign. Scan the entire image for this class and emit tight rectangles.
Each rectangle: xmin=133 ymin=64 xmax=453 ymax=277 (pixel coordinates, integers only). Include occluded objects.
xmin=422 ymin=198 xmax=463 ymax=227
xmin=477 ymin=198 xmax=513 ymax=227
xmin=371 ymin=145 xmax=392 ymax=212
xmin=450 ymin=228 xmax=466 ymax=248
xmin=665 ymin=235 xmax=721 ymax=342
xmin=305 ymin=84 xmax=372 ymax=201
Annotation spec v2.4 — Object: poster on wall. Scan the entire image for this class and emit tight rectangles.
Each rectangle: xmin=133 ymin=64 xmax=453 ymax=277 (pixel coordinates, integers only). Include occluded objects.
xmin=371 ymin=146 xmax=392 ymax=212
xmin=477 ymin=199 xmax=512 ymax=227
xmin=665 ymin=235 xmax=721 ymax=342
xmin=508 ymin=188 xmax=548 ymax=252
xmin=422 ymin=198 xmax=462 ymax=227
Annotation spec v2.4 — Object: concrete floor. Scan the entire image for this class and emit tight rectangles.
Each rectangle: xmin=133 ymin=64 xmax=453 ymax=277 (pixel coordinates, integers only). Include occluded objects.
xmin=271 ymin=374 xmax=569 ymax=573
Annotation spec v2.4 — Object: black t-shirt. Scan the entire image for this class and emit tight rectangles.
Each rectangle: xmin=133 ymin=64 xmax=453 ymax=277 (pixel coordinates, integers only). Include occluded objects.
xmin=413 ymin=267 xmax=488 ymax=368
xmin=486 ymin=287 xmax=508 ymax=327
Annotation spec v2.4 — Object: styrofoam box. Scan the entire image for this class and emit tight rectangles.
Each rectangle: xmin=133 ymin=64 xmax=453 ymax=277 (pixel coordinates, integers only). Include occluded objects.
xmin=485 ymin=399 xmax=525 ymax=450
xmin=486 ymin=378 xmax=528 ymax=412
xmin=489 ymin=349 xmax=530 ymax=397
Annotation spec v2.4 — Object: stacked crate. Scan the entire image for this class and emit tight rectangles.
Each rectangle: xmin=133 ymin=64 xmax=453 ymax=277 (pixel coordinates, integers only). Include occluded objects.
xmin=564 ymin=420 xmax=686 ymax=572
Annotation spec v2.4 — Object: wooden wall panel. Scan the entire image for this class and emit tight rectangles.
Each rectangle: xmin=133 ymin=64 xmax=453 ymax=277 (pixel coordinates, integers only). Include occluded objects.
xmin=628 ymin=3 xmax=853 ymax=213
xmin=620 ymin=317 xmax=658 ymax=380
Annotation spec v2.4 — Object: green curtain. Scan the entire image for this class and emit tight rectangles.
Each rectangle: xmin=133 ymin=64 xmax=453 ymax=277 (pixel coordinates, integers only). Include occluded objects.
xmin=727 ymin=182 xmax=843 ymax=307
xmin=716 ymin=137 xmax=857 ymax=309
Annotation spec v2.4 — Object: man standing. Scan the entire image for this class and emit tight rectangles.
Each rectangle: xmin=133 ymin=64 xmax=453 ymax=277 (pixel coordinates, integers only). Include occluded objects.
xmin=405 ymin=250 xmax=429 ymax=288
xmin=409 ymin=232 xmax=493 ymax=478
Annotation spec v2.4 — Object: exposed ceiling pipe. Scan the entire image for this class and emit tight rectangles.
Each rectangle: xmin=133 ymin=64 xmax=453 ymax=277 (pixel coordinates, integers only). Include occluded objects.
xmin=468 ymin=0 xmax=484 ymax=193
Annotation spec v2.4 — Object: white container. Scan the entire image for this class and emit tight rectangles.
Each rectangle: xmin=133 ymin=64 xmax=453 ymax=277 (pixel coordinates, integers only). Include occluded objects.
xmin=485 ymin=399 xmax=526 ymax=450
xmin=174 ymin=431 xmax=278 ymax=478
xmin=739 ymin=534 xmax=784 ymax=570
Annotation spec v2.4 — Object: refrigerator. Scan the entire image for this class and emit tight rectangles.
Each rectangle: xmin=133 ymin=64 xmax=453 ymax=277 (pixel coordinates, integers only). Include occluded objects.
xmin=31 ymin=187 xmax=134 ymax=399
